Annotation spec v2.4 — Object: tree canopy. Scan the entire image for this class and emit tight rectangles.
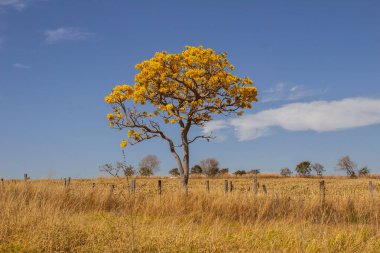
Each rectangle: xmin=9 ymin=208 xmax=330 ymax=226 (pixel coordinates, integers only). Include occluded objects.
xmin=295 ymin=161 xmax=312 ymax=176
xmin=138 ymin=154 xmax=160 ymax=176
xmin=105 ymin=46 xmax=258 ymax=187
xmin=337 ymin=156 xmax=357 ymax=177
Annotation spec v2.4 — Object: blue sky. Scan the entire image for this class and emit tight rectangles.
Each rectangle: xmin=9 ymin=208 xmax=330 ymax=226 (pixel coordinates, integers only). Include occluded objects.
xmin=0 ymin=0 xmax=379 ymax=178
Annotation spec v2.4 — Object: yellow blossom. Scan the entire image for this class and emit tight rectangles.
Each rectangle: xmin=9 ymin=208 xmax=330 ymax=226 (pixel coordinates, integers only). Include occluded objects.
xmin=107 ymin=113 xmax=114 ymax=121
xmin=105 ymin=45 xmax=258 ymax=150
xmin=120 ymin=139 xmax=128 ymax=148
xmin=166 ymin=104 xmax=174 ymax=111
xmin=127 ymin=130 xmax=134 ymax=138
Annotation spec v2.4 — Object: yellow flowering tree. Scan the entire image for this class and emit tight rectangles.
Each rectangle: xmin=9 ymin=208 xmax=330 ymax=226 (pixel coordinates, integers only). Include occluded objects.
xmin=105 ymin=46 xmax=258 ymax=188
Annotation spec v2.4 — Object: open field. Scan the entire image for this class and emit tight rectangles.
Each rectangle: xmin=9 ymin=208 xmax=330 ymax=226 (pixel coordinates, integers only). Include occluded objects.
xmin=1 ymin=176 xmax=380 ymax=252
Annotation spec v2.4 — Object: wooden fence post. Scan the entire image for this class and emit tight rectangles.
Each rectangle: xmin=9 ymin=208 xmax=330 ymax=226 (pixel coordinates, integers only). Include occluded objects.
xmin=263 ymin=184 xmax=267 ymax=194
xmin=368 ymin=181 xmax=378 ymax=226
xmin=320 ymin=180 xmax=325 ymax=206
xmin=110 ymin=184 xmax=115 ymax=193
xmin=369 ymin=181 xmax=375 ymax=199
xmin=224 ymin=180 xmax=228 ymax=194
xmin=158 ymin=180 xmax=162 ymax=195
xmin=229 ymin=181 xmax=233 ymax=192
xmin=131 ymin=179 xmax=136 ymax=193
xmin=254 ymin=176 xmax=258 ymax=195
xmin=206 ymin=180 xmax=210 ymax=192
xmin=24 ymin=173 xmax=28 ymax=181
xmin=68 ymin=177 xmax=71 ymax=186
xmin=64 ymin=178 xmax=67 ymax=187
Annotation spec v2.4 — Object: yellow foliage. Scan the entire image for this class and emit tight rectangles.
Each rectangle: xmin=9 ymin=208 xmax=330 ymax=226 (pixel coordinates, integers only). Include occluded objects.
xmin=105 ymin=46 xmax=258 ymax=146
xmin=107 ymin=113 xmax=114 ymax=121
xmin=120 ymin=139 xmax=128 ymax=148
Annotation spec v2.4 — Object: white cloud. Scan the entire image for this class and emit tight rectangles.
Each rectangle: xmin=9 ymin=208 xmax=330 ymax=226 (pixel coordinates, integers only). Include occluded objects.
xmin=202 ymin=120 xmax=228 ymax=134
xmin=13 ymin=63 xmax=30 ymax=69
xmin=230 ymin=97 xmax=380 ymax=141
xmin=0 ymin=0 xmax=26 ymax=10
xmin=202 ymin=120 xmax=229 ymax=142
xmin=261 ymin=82 xmax=327 ymax=103
xmin=0 ymin=0 xmax=48 ymax=11
xmin=44 ymin=27 xmax=92 ymax=44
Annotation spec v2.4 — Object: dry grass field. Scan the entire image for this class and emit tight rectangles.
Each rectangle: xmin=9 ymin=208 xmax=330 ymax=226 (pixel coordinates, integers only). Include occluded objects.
xmin=1 ymin=175 xmax=380 ymax=252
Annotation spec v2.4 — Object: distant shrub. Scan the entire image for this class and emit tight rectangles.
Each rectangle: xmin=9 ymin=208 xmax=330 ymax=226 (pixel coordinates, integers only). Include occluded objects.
xmin=337 ymin=155 xmax=357 ymax=177
xmin=311 ymin=163 xmax=325 ymax=177
xmin=100 ymin=162 xmax=135 ymax=177
xmin=169 ymin=168 xmax=180 ymax=177
xmin=207 ymin=167 xmax=220 ymax=177
xmin=358 ymin=166 xmax=370 ymax=176
xmin=199 ymin=158 xmax=220 ymax=177
xmin=139 ymin=167 xmax=153 ymax=176
xmin=295 ymin=161 xmax=312 ymax=176
xmin=280 ymin=168 xmax=292 ymax=177
xmin=247 ymin=169 xmax=260 ymax=175
xmin=190 ymin=165 xmax=203 ymax=174
xmin=139 ymin=154 xmax=160 ymax=176
xmin=219 ymin=168 xmax=229 ymax=175
xmin=117 ymin=162 xmax=135 ymax=177
xmin=234 ymin=170 xmax=247 ymax=176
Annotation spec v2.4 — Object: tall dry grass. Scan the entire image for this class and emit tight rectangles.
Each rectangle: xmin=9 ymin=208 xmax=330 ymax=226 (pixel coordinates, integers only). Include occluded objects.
xmin=1 ymin=177 xmax=380 ymax=252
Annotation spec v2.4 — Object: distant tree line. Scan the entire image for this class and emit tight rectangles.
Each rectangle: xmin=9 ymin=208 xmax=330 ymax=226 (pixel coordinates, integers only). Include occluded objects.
xmin=280 ymin=155 xmax=370 ymax=178
xmin=100 ymin=154 xmax=161 ymax=177
xmin=100 ymin=154 xmax=370 ymax=179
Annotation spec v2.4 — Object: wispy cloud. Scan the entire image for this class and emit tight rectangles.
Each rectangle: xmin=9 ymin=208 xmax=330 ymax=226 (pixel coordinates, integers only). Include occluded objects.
xmin=230 ymin=97 xmax=380 ymax=141
xmin=0 ymin=0 xmax=26 ymax=10
xmin=0 ymin=0 xmax=48 ymax=11
xmin=261 ymin=82 xmax=327 ymax=103
xmin=202 ymin=120 xmax=229 ymax=142
xmin=44 ymin=27 xmax=93 ymax=44
xmin=13 ymin=63 xmax=30 ymax=69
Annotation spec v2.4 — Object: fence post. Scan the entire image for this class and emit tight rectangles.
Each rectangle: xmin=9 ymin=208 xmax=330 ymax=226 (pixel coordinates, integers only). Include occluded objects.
xmin=320 ymin=180 xmax=325 ymax=206
xmin=368 ymin=181 xmax=378 ymax=226
xmin=229 ymin=181 xmax=233 ymax=192
xmin=68 ymin=177 xmax=71 ymax=186
xmin=369 ymin=181 xmax=375 ymax=199
xmin=110 ymin=184 xmax=115 ymax=193
xmin=254 ymin=176 xmax=258 ymax=195
xmin=158 ymin=180 xmax=162 ymax=195
xmin=24 ymin=173 xmax=28 ymax=181
xmin=263 ymin=184 xmax=267 ymax=194
xmin=131 ymin=179 xmax=136 ymax=193
xmin=224 ymin=180 xmax=228 ymax=194
xmin=206 ymin=180 xmax=210 ymax=192
xmin=64 ymin=178 xmax=67 ymax=187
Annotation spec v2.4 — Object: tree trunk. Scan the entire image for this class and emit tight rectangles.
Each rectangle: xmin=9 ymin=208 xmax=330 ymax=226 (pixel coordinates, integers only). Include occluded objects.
xmin=181 ymin=135 xmax=190 ymax=190
xmin=166 ymin=123 xmax=191 ymax=191
xmin=181 ymin=154 xmax=190 ymax=189
xmin=180 ymin=172 xmax=189 ymax=189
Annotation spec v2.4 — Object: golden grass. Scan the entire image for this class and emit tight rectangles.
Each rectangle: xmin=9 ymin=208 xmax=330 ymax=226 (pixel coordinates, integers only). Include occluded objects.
xmin=1 ymin=177 xmax=380 ymax=252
